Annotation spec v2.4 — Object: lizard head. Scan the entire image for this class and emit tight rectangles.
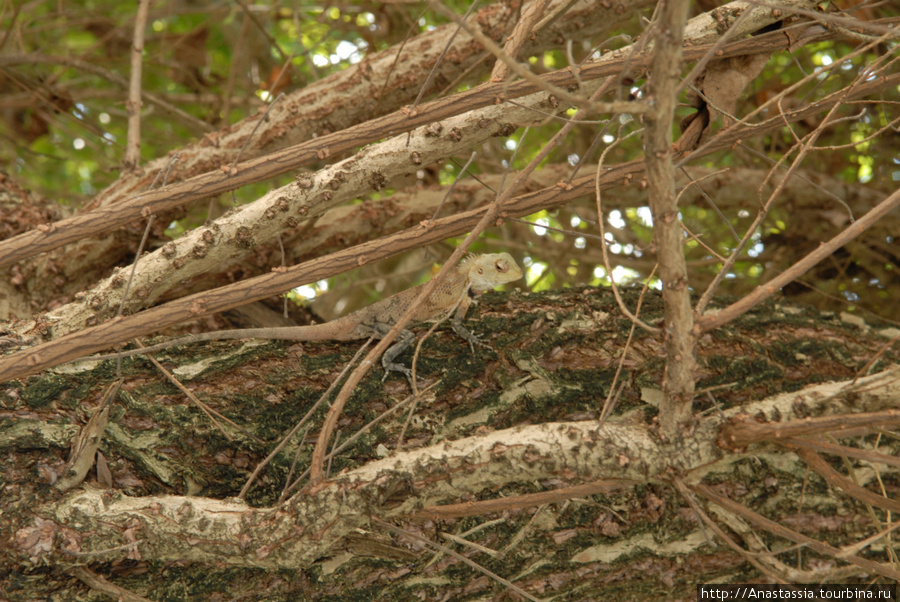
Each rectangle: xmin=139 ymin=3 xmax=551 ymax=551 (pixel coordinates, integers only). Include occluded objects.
xmin=465 ymin=252 xmax=523 ymax=294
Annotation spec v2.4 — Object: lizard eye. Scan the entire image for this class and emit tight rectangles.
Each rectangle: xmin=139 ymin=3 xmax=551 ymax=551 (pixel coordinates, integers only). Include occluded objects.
xmin=496 ymin=260 xmax=507 ymax=272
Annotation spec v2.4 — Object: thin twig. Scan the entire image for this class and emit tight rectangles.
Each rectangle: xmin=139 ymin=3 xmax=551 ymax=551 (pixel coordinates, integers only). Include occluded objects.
xmin=372 ymin=518 xmax=543 ymax=602
xmin=678 ymin=166 xmax=739 ymax=242
xmin=281 ymin=382 xmax=438 ymax=501
xmin=696 ymin=186 xmax=900 ymax=333
xmin=410 ymin=1 xmax=480 ymax=113
xmin=790 ymin=445 xmax=900 ymax=514
xmin=490 ymin=0 xmax=551 ymax=81
xmin=672 ymin=477 xmax=788 ymax=583
xmin=783 ymin=437 xmax=900 ymax=469
xmin=694 ymin=482 xmax=900 ymax=581
xmin=0 ymin=0 xmax=22 ymax=53
xmin=232 ymin=0 xmax=291 ymax=63
xmin=429 ymin=151 xmax=477 ymax=222
xmin=232 ymin=93 xmax=285 ymax=169
xmin=439 ymin=531 xmax=502 ymax=559
xmin=238 ymin=340 xmax=372 ymax=499
xmin=279 ymin=427 xmax=309 ymax=502
xmin=123 ymin=0 xmax=151 ymax=170
xmin=415 ymin=479 xmax=630 ymax=521
xmin=373 ymin=8 xmax=429 ymax=117
xmin=409 ymin=284 xmax=472 ymax=394
xmin=598 ymin=265 xmax=656 ymax=427
xmin=115 ymin=153 xmax=179 ymax=374
xmin=140 ymin=345 xmax=263 ymax=444
xmin=70 ymin=567 xmax=152 ymax=602
xmin=219 ymin=13 xmax=251 ymax=125
xmin=594 ymin=125 xmax=655 ymax=333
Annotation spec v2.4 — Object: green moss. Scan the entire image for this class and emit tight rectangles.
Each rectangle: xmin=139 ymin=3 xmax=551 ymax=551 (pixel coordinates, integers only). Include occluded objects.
xmin=21 ymin=375 xmax=70 ymax=408
xmin=251 ymin=392 xmax=321 ymax=441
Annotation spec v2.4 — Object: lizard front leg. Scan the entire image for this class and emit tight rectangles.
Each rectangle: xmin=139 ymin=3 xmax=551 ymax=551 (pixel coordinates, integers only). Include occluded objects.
xmin=450 ymin=294 xmax=489 ymax=352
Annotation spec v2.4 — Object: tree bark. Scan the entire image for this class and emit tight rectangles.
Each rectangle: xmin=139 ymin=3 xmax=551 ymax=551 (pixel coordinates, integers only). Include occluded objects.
xmin=4 ymin=287 xmax=900 ymax=599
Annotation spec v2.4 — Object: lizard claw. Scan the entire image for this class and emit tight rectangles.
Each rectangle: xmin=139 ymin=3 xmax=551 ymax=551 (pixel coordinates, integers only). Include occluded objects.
xmin=462 ymin=330 xmax=491 ymax=353
xmin=380 ymin=361 xmax=423 ymax=390
xmin=453 ymin=323 xmax=491 ymax=353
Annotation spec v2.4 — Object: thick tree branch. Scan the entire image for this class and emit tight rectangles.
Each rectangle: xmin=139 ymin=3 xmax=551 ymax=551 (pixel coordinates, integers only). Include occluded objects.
xmin=3 ymin=67 xmax=898 ymax=382
xmin=16 ymin=366 xmax=898 ymax=573
xmin=42 ymin=81 xmax=576 ymax=333
xmin=0 ymin=4 xmax=836 ymax=270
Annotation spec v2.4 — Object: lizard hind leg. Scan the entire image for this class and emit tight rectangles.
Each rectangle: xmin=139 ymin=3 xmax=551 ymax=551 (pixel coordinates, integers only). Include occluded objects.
xmin=380 ymin=329 xmax=417 ymax=384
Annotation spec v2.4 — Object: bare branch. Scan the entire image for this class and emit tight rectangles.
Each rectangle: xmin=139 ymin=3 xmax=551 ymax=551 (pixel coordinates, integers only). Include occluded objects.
xmin=0 ymin=2 xmax=840 ymax=269
xmin=696 ymin=186 xmax=900 ymax=333
xmin=4 ymin=67 xmax=898 ymax=382
xmin=123 ymin=0 xmax=150 ymax=170
xmin=643 ymin=0 xmax=695 ymax=437
xmin=694 ymin=482 xmax=900 ymax=581
xmin=490 ymin=0 xmax=552 ymax=81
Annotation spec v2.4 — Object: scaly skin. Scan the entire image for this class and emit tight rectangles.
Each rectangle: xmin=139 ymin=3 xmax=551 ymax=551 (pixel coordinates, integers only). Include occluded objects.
xmin=93 ymin=253 xmax=523 ymax=376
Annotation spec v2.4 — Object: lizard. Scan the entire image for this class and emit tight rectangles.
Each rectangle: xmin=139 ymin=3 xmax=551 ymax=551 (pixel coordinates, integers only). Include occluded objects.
xmin=89 ymin=253 xmax=523 ymax=378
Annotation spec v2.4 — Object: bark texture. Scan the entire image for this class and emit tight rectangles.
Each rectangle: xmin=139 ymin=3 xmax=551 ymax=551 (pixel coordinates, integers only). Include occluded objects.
xmin=4 ymin=287 xmax=900 ymax=599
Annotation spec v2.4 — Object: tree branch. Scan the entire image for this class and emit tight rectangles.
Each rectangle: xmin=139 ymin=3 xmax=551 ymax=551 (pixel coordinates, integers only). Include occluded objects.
xmin=696 ymin=186 xmax=900 ymax=333
xmin=3 ymin=68 xmax=898 ymax=382
xmin=644 ymin=0 xmax=695 ymax=437
xmin=123 ymin=0 xmax=150 ymax=170
xmin=18 ymin=366 xmax=898 ymax=573
xmin=0 ymin=5 xmax=843 ymax=270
